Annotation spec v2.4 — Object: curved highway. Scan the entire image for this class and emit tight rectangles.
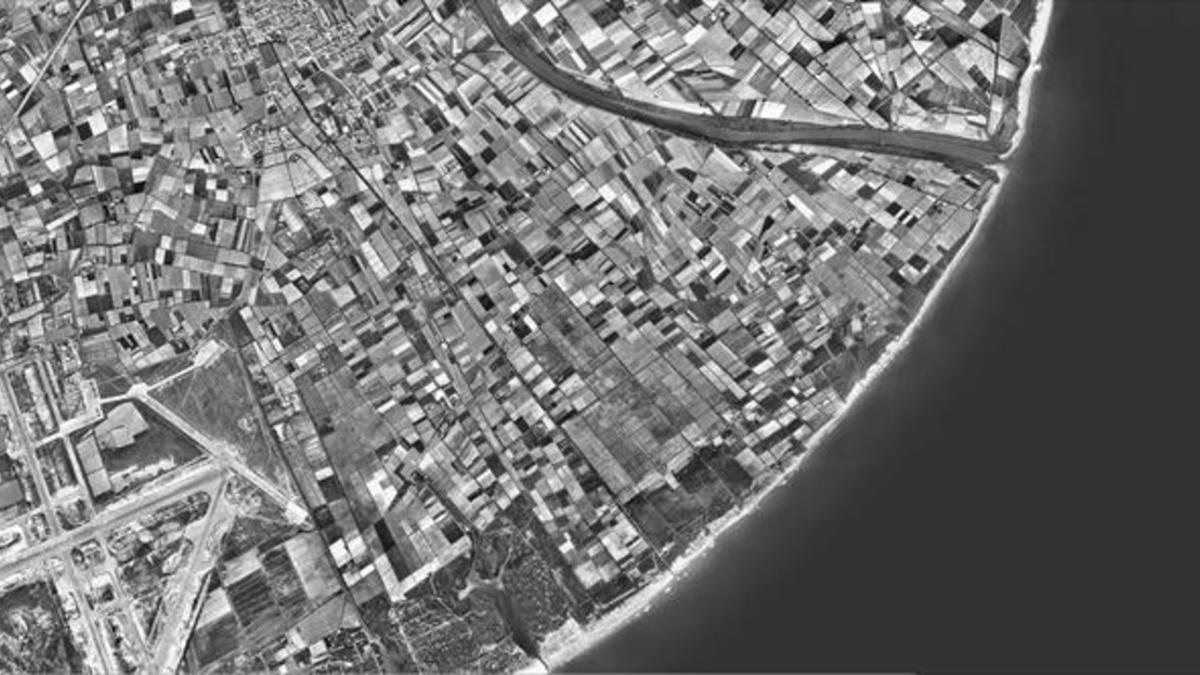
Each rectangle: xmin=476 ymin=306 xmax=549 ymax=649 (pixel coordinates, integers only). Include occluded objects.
xmin=473 ymin=0 xmax=1005 ymax=177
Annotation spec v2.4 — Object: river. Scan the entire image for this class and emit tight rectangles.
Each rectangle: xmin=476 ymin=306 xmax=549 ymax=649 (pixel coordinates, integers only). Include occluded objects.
xmin=474 ymin=0 xmax=1003 ymax=174
xmin=563 ymin=1 xmax=1200 ymax=670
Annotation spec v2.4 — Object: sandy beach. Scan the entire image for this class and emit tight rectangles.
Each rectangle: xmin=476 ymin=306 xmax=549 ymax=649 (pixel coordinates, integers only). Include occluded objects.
xmin=533 ymin=2 xmax=1059 ymax=669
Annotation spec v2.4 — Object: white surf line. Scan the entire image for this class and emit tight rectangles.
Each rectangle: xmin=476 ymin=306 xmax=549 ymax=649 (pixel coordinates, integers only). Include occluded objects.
xmin=531 ymin=1 xmax=1060 ymax=670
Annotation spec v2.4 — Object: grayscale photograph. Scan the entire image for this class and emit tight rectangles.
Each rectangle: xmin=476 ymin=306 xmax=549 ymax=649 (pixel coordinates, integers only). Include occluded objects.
xmin=0 ymin=0 xmax=1195 ymax=672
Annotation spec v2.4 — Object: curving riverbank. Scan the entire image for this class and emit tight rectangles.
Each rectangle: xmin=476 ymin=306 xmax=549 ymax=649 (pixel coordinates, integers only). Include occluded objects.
xmin=473 ymin=0 xmax=1007 ymax=178
xmin=470 ymin=0 xmax=1059 ymax=669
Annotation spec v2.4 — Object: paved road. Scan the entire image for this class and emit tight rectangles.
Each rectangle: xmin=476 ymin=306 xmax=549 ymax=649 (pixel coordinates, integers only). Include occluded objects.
xmin=149 ymin=476 xmax=233 ymax=673
xmin=102 ymin=379 xmax=308 ymax=523
xmin=131 ymin=391 xmax=309 ymax=524
xmin=473 ymin=0 xmax=1003 ymax=177
xmin=0 ymin=463 xmax=224 ymax=579
xmin=2 ymin=0 xmax=95 ymax=135
xmin=91 ymin=340 xmax=308 ymax=523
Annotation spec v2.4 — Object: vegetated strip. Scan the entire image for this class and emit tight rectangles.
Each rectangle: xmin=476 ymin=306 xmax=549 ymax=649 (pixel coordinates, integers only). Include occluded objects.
xmin=473 ymin=0 xmax=1004 ymax=178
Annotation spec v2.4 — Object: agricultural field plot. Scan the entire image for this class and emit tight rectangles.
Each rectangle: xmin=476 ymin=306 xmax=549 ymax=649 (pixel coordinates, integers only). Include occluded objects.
xmin=80 ymin=351 xmax=134 ymax=399
xmin=188 ymin=594 xmax=383 ymax=673
xmin=152 ymin=350 xmax=295 ymax=494
xmin=0 ymin=580 xmax=83 ymax=673
xmin=184 ymin=528 xmax=344 ymax=669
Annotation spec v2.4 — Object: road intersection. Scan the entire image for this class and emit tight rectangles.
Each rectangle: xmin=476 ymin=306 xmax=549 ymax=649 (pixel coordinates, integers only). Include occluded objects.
xmin=0 ymin=339 xmax=308 ymax=672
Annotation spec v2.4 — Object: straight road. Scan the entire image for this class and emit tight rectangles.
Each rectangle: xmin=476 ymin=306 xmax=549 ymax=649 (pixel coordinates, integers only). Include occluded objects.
xmin=148 ymin=476 xmax=233 ymax=673
xmin=131 ymin=391 xmax=309 ymax=523
xmin=473 ymin=0 xmax=1003 ymax=177
xmin=0 ymin=372 xmax=63 ymax=536
xmin=2 ymin=0 xmax=95 ymax=135
xmin=100 ymin=379 xmax=307 ymax=524
xmin=0 ymin=463 xmax=224 ymax=579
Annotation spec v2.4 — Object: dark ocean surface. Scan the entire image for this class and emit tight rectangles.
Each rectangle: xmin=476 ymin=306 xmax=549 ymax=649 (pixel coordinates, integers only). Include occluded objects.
xmin=564 ymin=1 xmax=1200 ymax=671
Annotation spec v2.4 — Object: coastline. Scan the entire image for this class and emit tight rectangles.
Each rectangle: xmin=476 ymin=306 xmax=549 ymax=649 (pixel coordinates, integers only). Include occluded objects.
xmin=535 ymin=2 xmax=1058 ymax=670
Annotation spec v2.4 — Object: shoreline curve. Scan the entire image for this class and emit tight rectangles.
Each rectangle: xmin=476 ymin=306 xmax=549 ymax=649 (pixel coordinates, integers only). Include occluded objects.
xmin=513 ymin=0 xmax=1060 ymax=670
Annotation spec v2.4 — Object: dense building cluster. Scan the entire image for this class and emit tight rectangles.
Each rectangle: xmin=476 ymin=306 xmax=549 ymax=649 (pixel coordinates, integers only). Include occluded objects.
xmin=0 ymin=0 xmax=1041 ymax=671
